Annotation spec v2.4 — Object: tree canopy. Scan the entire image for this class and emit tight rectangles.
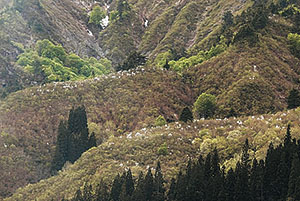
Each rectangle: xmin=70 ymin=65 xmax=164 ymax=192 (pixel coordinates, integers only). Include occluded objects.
xmin=17 ymin=39 xmax=112 ymax=83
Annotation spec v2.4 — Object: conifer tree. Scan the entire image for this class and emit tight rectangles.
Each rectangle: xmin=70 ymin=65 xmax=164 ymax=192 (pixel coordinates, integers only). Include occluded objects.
xmin=68 ymin=106 xmax=90 ymax=163
xmin=224 ymin=168 xmax=236 ymax=201
xmin=234 ymin=140 xmax=251 ymax=201
xmin=249 ymin=158 xmax=263 ymax=201
xmin=275 ymin=153 xmax=289 ymax=200
xmin=144 ymin=168 xmax=154 ymax=201
xmin=51 ymin=120 xmax=69 ymax=172
xmin=223 ymin=11 xmax=234 ymax=29
xmin=132 ymin=172 xmax=145 ymax=201
xmin=167 ymin=178 xmax=176 ymax=201
xmin=125 ymin=169 xmax=134 ymax=197
xmin=284 ymin=124 xmax=292 ymax=147
xmin=179 ymin=107 xmax=193 ymax=123
xmin=153 ymin=161 xmax=165 ymax=201
xmin=207 ymin=149 xmax=222 ymax=201
xmin=110 ymin=174 xmax=123 ymax=201
xmin=163 ymin=60 xmax=170 ymax=70
xmin=263 ymin=142 xmax=281 ymax=200
xmin=174 ymin=171 xmax=186 ymax=201
xmin=287 ymin=88 xmax=300 ymax=109
xmin=288 ymin=154 xmax=300 ymax=199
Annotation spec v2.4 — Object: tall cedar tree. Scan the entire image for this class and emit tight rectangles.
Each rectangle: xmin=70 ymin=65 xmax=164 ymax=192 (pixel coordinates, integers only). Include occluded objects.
xmin=68 ymin=106 xmax=89 ymax=163
xmin=132 ymin=172 xmax=145 ymax=201
xmin=52 ymin=106 xmax=96 ymax=172
xmin=153 ymin=161 xmax=165 ymax=201
xmin=144 ymin=168 xmax=154 ymax=201
xmin=51 ymin=121 xmax=69 ymax=172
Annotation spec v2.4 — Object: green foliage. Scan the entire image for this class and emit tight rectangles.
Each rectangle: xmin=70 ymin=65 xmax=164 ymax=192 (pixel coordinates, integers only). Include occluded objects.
xmin=154 ymin=50 xmax=173 ymax=68
xmin=109 ymin=10 xmax=119 ymax=22
xmin=280 ymin=4 xmax=300 ymax=17
xmin=168 ymin=37 xmax=227 ymax=73
xmin=193 ymin=93 xmax=217 ymax=119
xmin=155 ymin=115 xmax=167 ymax=127
xmin=108 ymin=0 xmax=131 ymax=22
xmin=157 ymin=142 xmax=168 ymax=156
xmin=89 ymin=5 xmax=106 ymax=25
xmin=287 ymin=33 xmax=300 ymax=58
xmin=219 ymin=75 xmax=276 ymax=117
xmin=233 ymin=3 xmax=269 ymax=44
xmin=16 ymin=39 xmax=112 ymax=83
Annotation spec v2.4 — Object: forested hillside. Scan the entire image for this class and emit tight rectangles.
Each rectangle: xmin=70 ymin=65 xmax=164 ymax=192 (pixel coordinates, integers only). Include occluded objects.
xmin=0 ymin=0 xmax=300 ymax=200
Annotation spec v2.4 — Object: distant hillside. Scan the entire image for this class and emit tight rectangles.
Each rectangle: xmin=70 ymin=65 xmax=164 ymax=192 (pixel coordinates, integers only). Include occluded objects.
xmin=1 ymin=0 xmax=300 ymax=199
xmin=0 ymin=0 xmax=104 ymax=97
xmin=5 ymin=108 xmax=300 ymax=200
xmin=0 ymin=0 xmax=250 ymax=97
xmin=187 ymin=18 xmax=300 ymax=117
xmin=0 ymin=68 xmax=192 ymax=198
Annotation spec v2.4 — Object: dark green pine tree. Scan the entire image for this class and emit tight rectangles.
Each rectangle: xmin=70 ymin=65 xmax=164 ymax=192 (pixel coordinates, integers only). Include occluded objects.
xmin=174 ymin=171 xmax=186 ymax=201
xmin=224 ymin=168 xmax=236 ymax=201
xmin=144 ymin=168 xmax=154 ymax=201
xmin=153 ymin=161 xmax=165 ymax=201
xmin=263 ymin=142 xmax=281 ymax=201
xmin=120 ymin=169 xmax=134 ymax=200
xmin=167 ymin=178 xmax=176 ymax=201
xmin=185 ymin=160 xmax=199 ymax=201
xmin=287 ymin=88 xmax=300 ymax=109
xmin=51 ymin=120 xmax=70 ymax=172
xmin=189 ymin=156 xmax=205 ymax=201
xmin=234 ymin=139 xmax=250 ymax=201
xmin=179 ymin=107 xmax=193 ymax=123
xmin=208 ymin=149 xmax=223 ymax=201
xmin=68 ymin=106 xmax=90 ymax=163
xmin=249 ymin=158 xmax=264 ymax=201
xmin=284 ymin=124 xmax=292 ymax=148
xmin=119 ymin=183 xmax=130 ymax=201
xmin=288 ymin=154 xmax=300 ymax=200
xmin=110 ymin=174 xmax=124 ymax=201
xmin=132 ymin=172 xmax=145 ymax=201
xmin=275 ymin=152 xmax=289 ymax=200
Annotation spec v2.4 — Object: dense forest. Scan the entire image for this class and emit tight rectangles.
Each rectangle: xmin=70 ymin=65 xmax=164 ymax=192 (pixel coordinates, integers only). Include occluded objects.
xmin=0 ymin=0 xmax=300 ymax=200
xmin=67 ymin=126 xmax=300 ymax=201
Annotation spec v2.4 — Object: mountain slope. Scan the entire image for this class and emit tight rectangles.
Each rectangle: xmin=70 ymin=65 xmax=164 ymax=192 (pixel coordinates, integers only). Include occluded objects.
xmin=1 ymin=0 xmax=300 ymax=199
xmin=5 ymin=108 xmax=300 ymax=201
xmin=0 ymin=68 xmax=192 ymax=198
xmin=187 ymin=18 xmax=300 ymax=116
xmin=0 ymin=0 xmax=103 ymax=97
